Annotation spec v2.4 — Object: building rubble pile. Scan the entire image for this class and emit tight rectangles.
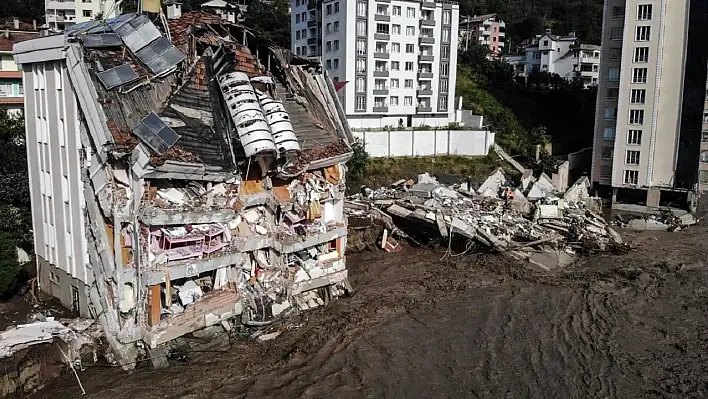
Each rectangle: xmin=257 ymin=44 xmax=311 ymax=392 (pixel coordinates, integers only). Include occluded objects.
xmin=615 ymin=209 xmax=697 ymax=232
xmin=0 ymin=316 xmax=100 ymax=362
xmin=346 ymin=169 xmax=626 ymax=270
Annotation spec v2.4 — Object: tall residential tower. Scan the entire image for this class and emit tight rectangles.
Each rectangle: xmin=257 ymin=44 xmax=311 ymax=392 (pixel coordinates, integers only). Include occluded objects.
xmin=291 ymin=0 xmax=459 ymax=130
xmin=592 ymin=0 xmax=708 ymax=208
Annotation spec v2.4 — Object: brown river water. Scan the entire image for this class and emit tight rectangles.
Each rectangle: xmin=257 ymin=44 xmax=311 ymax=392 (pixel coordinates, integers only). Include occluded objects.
xmin=29 ymin=227 xmax=708 ymax=398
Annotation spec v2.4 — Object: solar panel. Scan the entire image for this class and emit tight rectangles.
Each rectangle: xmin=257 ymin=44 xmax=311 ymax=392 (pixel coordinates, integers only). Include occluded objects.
xmin=106 ymin=13 xmax=136 ymax=29
xmin=109 ymin=13 xmax=186 ymax=75
xmin=96 ymin=64 xmax=140 ymax=90
xmin=135 ymin=36 xmax=171 ymax=64
xmin=81 ymin=33 xmax=123 ymax=48
xmin=86 ymin=24 xmax=112 ymax=35
xmin=145 ymin=47 xmax=186 ymax=75
xmin=113 ymin=14 xmax=161 ymax=54
xmin=132 ymin=112 xmax=180 ymax=155
xmin=65 ymin=20 xmax=102 ymax=36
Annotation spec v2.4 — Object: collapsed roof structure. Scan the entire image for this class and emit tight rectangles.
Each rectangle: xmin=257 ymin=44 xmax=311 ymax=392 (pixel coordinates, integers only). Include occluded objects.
xmin=13 ymin=11 xmax=353 ymax=368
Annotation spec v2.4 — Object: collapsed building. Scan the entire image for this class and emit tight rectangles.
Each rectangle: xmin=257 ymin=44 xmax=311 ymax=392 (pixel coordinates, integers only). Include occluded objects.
xmin=13 ymin=11 xmax=353 ymax=368
xmin=347 ymin=171 xmax=629 ymax=271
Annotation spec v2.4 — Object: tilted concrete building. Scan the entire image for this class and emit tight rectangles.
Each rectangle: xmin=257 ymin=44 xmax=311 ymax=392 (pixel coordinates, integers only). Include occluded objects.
xmin=14 ymin=11 xmax=353 ymax=367
xmin=592 ymin=0 xmax=708 ymax=209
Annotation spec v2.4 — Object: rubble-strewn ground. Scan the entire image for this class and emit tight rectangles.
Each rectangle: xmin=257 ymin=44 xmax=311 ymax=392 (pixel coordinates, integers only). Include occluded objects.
xmin=29 ymin=227 xmax=708 ymax=398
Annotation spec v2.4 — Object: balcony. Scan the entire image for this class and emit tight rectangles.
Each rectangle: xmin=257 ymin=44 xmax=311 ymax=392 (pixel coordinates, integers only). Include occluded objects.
xmin=375 ymin=14 xmax=390 ymax=22
xmin=374 ymin=52 xmax=390 ymax=59
xmin=421 ymin=1 xmax=436 ymax=9
xmin=418 ymin=71 xmax=433 ymax=79
xmin=417 ymin=88 xmax=433 ymax=96
xmin=373 ymin=70 xmax=390 ymax=77
xmin=307 ymin=0 xmax=317 ymax=10
xmin=374 ymin=33 xmax=391 ymax=41
xmin=418 ymin=54 xmax=434 ymax=62
xmin=417 ymin=105 xmax=433 ymax=113
xmin=419 ymin=36 xmax=435 ymax=44
xmin=308 ymin=20 xmax=317 ymax=27
xmin=481 ymin=30 xmax=491 ymax=36
xmin=307 ymin=37 xmax=317 ymax=44
xmin=499 ymin=31 xmax=506 ymax=37
xmin=373 ymin=88 xmax=389 ymax=95
xmin=420 ymin=18 xmax=436 ymax=27
xmin=46 ymin=0 xmax=76 ymax=10
xmin=373 ymin=106 xmax=389 ymax=112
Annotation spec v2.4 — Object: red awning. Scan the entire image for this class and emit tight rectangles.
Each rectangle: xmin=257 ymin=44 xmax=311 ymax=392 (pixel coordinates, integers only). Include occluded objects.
xmin=334 ymin=81 xmax=349 ymax=91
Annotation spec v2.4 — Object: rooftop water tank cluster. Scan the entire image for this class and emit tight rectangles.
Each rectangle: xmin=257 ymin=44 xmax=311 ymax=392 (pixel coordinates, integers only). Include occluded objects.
xmin=217 ymin=72 xmax=301 ymax=159
xmin=218 ymin=72 xmax=276 ymax=158
xmin=258 ymin=94 xmax=301 ymax=156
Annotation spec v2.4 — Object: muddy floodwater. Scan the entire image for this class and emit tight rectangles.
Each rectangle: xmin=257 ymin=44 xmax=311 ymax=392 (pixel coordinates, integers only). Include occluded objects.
xmin=31 ymin=228 xmax=708 ymax=398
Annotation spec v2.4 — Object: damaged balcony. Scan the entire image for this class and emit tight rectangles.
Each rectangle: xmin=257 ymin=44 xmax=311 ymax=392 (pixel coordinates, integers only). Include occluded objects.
xmin=139 ymin=180 xmax=240 ymax=225
xmin=143 ymin=270 xmax=241 ymax=347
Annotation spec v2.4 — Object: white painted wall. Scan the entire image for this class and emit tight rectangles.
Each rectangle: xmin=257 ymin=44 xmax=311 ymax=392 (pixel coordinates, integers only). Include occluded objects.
xmin=353 ymin=129 xmax=495 ymax=157
xmin=291 ymin=0 xmax=459 ymax=127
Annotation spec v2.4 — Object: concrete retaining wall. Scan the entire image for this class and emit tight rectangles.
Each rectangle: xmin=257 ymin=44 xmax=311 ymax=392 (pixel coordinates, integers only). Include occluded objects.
xmin=353 ymin=130 xmax=495 ymax=158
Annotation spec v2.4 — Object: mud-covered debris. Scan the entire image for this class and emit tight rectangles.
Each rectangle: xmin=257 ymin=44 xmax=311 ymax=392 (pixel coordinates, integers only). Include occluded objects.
xmin=347 ymin=173 xmax=627 ymax=270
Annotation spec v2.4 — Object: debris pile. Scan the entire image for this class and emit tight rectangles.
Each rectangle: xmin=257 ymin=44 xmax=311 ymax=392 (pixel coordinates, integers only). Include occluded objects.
xmin=346 ymin=170 xmax=625 ymax=270
xmin=615 ymin=209 xmax=697 ymax=231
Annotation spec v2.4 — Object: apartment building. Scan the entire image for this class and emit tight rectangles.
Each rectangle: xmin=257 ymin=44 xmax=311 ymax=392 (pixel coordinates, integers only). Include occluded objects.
xmin=14 ymin=11 xmax=353 ymax=367
xmin=200 ymin=0 xmax=249 ymax=22
xmin=592 ymin=0 xmax=708 ymax=208
xmin=458 ymin=13 xmax=505 ymax=54
xmin=291 ymin=0 xmax=459 ymax=130
xmin=0 ymin=21 xmax=40 ymax=116
xmin=504 ymin=30 xmax=601 ymax=87
xmin=46 ymin=0 xmax=120 ymax=30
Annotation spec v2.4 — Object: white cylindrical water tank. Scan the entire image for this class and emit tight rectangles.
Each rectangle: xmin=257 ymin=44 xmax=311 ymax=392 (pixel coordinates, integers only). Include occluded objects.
xmin=259 ymin=96 xmax=301 ymax=156
xmin=218 ymin=73 xmax=276 ymax=157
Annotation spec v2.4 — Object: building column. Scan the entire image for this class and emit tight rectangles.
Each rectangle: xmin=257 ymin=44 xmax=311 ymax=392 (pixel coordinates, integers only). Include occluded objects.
xmin=646 ymin=187 xmax=661 ymax=208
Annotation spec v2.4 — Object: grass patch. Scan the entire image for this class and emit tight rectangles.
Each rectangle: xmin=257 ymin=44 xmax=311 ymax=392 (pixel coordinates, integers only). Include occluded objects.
xmin=348 ymin=149 xmax=521 ymax=191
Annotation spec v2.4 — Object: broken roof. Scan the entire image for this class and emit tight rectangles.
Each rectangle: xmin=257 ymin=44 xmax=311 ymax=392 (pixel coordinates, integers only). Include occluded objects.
xmin=59 ymin=11 xmax=351 ymax=173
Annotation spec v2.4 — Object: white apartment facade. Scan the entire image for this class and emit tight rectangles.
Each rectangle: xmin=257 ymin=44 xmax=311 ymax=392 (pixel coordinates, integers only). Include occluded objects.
xmin=592 ymin=0 xmax=708 ymax=208
xmin=291 ymin=0 xmax=459 ymax=130
xmin=46 ymin=0 xmax=120 ymax=30
xmin=505 ymin=30 xmax=601 ymax=87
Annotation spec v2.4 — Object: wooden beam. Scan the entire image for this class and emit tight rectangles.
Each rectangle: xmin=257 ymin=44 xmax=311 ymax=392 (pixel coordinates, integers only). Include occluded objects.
xmin=148 ymin=285 xmax=161 ymax=327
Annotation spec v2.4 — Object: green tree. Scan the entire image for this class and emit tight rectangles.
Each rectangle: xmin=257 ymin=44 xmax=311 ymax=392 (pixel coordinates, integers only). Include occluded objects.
xmin=0 ymin=111 xmax=32 ymax=252
xmin=244 ymin=0 xmax=291 ymax=48
xmin=347 ymin=139 xmax=369 ymax=180
xmin=0 ymin=231 xmax=21 ymax=297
